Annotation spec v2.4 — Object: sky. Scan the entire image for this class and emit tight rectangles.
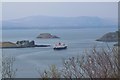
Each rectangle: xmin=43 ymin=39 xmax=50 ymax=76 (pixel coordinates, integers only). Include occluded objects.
xmin=1 ymin=2 xmax=118 ymax=22
xmin=1 ymin=0 xmax=119 ymax=2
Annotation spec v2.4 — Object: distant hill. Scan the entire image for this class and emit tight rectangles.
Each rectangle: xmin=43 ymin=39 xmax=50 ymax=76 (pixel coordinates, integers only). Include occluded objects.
xmin=96 ymin=32 xmax=118 ymax=42
xmin=96 ymin=29 xmax=120 ymax=42
xmin=2 ymin=16 xmax=117 ymax=29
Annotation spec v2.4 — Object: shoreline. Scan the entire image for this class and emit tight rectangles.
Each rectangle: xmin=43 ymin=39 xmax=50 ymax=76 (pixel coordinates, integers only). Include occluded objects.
xmin=0 ymin=41 xmax=51 ymax=49
xmin=0 ymin=45 xmax=51 ymax=49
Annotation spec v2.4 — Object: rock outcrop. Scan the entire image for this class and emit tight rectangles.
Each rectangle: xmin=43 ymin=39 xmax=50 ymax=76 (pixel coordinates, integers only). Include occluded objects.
xmin=96 ymin=32 xmax=118 ymax=42
xmin=37 ymin=33 xmax=59 ymax=39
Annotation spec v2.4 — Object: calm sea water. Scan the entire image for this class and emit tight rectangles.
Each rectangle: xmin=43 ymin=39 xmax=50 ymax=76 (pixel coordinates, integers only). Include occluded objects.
xmin=2 ymin=28 xmax=117 ymax=78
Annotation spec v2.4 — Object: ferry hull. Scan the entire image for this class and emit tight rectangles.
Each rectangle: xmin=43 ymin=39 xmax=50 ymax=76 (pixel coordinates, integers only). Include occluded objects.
xmin=53 ymin=46 xmax=67 ymax=50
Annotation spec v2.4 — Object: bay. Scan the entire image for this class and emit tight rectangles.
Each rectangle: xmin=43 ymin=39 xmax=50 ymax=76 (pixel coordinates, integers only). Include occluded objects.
xmin=2 ymin=27 xmax=117 ymax=78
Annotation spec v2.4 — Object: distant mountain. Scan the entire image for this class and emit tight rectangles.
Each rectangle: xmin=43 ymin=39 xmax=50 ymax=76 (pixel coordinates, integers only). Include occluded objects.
xmin=2 ymin=16 xmax=117 ymax=29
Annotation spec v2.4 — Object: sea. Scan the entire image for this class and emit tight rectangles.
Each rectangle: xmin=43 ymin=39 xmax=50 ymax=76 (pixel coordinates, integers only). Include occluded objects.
xmin=2 ymin=27 xmax=117 ymax=78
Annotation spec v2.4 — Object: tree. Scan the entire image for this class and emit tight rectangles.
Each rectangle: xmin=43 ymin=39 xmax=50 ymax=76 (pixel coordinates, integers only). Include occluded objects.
xmin=2 ymin=56 xmax=17 ymax=78
xmin=40 ymin=46 xmax=119 ymax=78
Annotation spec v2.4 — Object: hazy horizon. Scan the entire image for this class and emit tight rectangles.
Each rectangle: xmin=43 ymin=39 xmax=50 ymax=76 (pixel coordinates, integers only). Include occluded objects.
xmin=2 ymin=2 xmax=118 ymax=22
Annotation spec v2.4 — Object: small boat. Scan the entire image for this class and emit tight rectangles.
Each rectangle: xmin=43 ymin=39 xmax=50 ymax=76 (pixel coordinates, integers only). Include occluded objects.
xmin=53 ymin=43 xmax=67 ymax=50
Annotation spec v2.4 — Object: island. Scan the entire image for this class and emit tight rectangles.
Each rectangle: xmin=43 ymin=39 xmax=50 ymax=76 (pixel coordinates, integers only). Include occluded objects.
xmin=37 ymin=33 xmax=59 ymax=39
xmin=0 ymin=40 xmax=50 ymax=48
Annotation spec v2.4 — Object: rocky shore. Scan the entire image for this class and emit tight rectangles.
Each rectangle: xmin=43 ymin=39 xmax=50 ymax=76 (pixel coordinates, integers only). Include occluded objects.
xmin=0 ymin=40 xmax=50 ymax=48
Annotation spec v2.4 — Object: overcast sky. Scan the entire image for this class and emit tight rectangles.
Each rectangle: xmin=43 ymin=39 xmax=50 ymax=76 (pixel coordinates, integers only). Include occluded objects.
xmin=2 ymin=2 xmax=118 ymax=21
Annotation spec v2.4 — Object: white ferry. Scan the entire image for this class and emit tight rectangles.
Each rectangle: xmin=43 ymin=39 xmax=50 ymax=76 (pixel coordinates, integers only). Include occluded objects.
xmin=53 ymin=43 xmax=67 ymax=50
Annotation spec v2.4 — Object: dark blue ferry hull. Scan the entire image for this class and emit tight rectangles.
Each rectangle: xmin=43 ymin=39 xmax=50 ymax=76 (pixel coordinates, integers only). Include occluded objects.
xmin=53 ymin=46 xmax=67 ymax=50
